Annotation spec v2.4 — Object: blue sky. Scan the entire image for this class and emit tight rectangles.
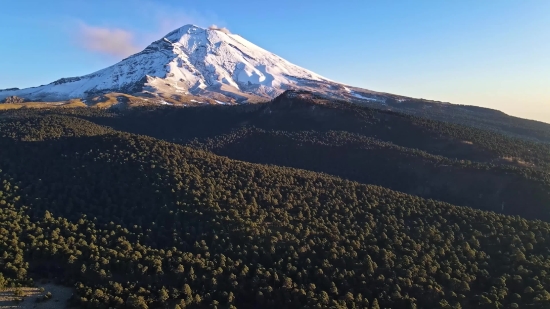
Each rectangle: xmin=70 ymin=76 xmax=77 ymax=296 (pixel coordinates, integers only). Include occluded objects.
xmin=1 ymin=0 xmax=549 ymax=122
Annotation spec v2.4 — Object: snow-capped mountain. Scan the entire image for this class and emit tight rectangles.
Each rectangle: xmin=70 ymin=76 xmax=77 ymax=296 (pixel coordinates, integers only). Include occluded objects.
xmin=1 ymin=24 xmax=391 ymax=104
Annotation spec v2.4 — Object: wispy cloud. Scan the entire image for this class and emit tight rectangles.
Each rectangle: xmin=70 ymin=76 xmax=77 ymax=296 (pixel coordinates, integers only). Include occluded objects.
xmin=77 ymin=24 xmax=141 ymax=58
xmin=209 ymin=25 xmax=231 ymax=34
xmin=73 ymin=1 xmax=225 ymax=59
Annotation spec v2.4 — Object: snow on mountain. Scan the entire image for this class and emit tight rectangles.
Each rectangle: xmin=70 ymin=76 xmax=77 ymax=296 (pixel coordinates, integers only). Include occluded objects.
xmin=0 ymin=24 xmax=353 ymax=103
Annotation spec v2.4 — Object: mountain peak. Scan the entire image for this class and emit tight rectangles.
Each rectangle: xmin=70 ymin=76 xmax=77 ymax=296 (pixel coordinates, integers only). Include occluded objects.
xmin=164 ymin=24 xmax=206 ymax=38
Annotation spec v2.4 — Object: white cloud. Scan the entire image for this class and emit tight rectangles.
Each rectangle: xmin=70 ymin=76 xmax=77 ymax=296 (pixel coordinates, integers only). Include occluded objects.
xmin=77 ymin=24 xmax=141 ymax=58
xmin=73 ymin=2 xmax=226 ymax=59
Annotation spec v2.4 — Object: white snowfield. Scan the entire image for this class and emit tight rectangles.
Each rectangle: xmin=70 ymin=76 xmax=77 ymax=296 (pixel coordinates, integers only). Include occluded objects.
xmin=0 ymin=24 xmax=397 ymax=104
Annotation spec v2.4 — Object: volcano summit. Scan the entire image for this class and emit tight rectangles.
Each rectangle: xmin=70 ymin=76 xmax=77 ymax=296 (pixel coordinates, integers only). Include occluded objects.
xmin=0 ymin=25 xmax=380 ymax=103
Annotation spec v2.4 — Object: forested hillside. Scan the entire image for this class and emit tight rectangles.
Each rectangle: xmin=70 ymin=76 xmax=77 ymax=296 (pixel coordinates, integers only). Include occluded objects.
xmin=55 ymin=91 xmax=550 ymax=221
xmin=0 ymin=93 xmax=550 ymax=308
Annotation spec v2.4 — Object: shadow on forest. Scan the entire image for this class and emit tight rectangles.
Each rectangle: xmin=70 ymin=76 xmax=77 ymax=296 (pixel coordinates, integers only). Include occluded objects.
xmin=83 ymin=98 xmax=499 ymax=163
xmin=208 ymin=130 xmax=550 ymax=221
xmin=76 ymin=100 xmax=550 ymax=222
